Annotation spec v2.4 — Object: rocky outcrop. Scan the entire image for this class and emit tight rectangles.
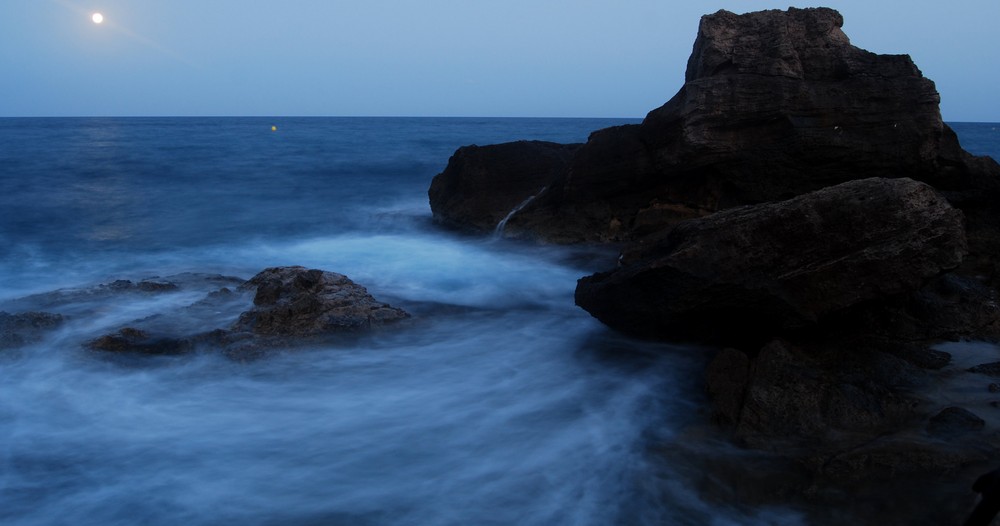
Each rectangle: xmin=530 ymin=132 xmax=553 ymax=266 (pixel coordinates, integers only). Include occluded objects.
xmin=77 ymin=267 xmax=410 ymax=356
xmin=575 ymin=178 xmax=967 ymax=343
xmin=426 ymin=6 xmax=1000 ymax=521
xmin=233 ymin=266 xmax=409 ymax=336
xmin=428 ymin=141 xmax=580 ymax=235
xmin=428 ymin=7 xmax=1000 ymax=244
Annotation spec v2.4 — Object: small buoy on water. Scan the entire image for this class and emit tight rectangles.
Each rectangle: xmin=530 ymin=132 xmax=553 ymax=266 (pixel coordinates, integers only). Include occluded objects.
xmin=271 ymin=125 xmax=277 ymax=132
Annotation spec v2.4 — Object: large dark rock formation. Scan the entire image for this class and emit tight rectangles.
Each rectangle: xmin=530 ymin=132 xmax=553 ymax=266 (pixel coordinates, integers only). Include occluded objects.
xmin=428 ymin=7 xmax=1000 ymax=244
xmin=575 ymin=177 xmax=967 ymax=343
xmin=426 ymin=6 xmax=1000 ymax=521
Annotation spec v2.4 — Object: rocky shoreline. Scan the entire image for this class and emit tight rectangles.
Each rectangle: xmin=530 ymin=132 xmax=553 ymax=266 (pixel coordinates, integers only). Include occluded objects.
xmin=428 ymin=7 xmax=1000 ymax=524
xmin=1 ymin=267 xmax=411 ymax=362
xmin=4 ymin=7 xmax=999 ymax=524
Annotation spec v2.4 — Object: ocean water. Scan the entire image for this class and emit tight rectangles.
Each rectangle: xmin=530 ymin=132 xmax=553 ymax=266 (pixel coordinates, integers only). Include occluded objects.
xmin=0 ymin=117 xmax=997 ymax=526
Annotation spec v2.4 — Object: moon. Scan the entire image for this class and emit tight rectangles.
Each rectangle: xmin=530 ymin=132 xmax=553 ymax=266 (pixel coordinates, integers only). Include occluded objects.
xmin=92 ymin=13 xmax=104 ymax=24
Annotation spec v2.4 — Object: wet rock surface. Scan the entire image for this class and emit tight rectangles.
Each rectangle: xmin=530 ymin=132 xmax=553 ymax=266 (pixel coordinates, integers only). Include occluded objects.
xmin=4 ymin=268 xmax=409 ymax=358
xmin=233 ymin=266 xmax=410 ymax=336
xmin=0 ymin=311 xmax=65 ymax=350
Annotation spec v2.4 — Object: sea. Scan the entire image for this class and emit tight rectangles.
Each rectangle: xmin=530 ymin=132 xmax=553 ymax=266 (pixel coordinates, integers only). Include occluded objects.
xmin=0 ymin=117 xmax=997 ymax=526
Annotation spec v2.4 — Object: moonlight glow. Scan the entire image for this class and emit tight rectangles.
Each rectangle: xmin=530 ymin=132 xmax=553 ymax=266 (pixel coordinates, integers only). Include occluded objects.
xmin=91 ymin=13 xmax=104 ymax=24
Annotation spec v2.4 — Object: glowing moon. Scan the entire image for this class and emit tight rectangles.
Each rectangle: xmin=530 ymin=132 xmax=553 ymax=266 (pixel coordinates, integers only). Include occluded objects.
xmin=92 ymin=13 xmax=104 ymax=24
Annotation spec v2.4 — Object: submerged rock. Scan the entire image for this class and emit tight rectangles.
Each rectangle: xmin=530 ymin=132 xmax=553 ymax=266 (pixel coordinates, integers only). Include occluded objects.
xmin=86 ymin=327 xmax=193 ymax=355
xmin=575 ymin=178 xmax=966 ymax=343
xmin=80 ymin=268 xmax=410 ymax=357
xmin=0 ymin=311 xmax=65 ymax=349
xmin=233 ymin=266 xmax=409 ymax=336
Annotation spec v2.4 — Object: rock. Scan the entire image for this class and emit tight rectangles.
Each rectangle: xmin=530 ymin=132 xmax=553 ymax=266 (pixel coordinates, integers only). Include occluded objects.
xmin=576 ymin=178 xmax=966 ymax=342
xmin=428 ymin=141 xmax=580 ymax=235
xmin=707 ymin=339 xmax=921 ymax=450
xmin=428 ymin=7 xmax=1000 ymax=244
xmin=0 ymin=311 xmax=65 ymax=349
xmin=927 ymin=407 xmax=986 ymax=436
xmin=704 ymin=348 xmax=750 ymax=426
xmin=104 ymin=279 xmax=178 ymax=293
xmin=233 ymin=266 xmax=409 ymax=336
xmin=86 ymin=327 xmax=192 ymax=355
xmin=970 ymin=363 xmax=1000 ymax=377
xmin=846 ymin=273 xmax=1000 ymax=345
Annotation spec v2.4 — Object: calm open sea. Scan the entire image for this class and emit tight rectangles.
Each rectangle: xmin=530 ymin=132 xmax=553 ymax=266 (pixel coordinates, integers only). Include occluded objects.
xmin=0 ymin=117 xmax=997 ymax=525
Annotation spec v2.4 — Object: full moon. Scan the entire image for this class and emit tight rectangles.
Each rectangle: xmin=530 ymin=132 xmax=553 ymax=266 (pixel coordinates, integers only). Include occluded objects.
xmin=92 ymin=13 xmax=104 ymax=24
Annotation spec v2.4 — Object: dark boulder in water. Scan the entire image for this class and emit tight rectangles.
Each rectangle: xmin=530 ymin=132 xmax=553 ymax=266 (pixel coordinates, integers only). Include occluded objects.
xmin=82 ymin=268 xmax=410 ymax=357
xmin=86 ymin=327 xmax=193 ymax=355
xmin=233 ymin=266 xmax=410 ymax=336
xmin=428 ymin=7 xmax=1000 ymax=244
xmin=575 ymin=178 xmax=967 ymax=343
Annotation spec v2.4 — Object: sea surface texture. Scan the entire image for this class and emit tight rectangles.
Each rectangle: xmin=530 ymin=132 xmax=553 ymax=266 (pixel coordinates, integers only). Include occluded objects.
xmin=1 ymin=118 xmax=997 ymax=525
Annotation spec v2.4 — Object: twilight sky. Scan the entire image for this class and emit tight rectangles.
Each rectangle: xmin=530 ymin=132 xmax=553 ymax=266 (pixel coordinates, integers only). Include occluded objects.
xmin=2 ymin=0 xmax=998 ymax=120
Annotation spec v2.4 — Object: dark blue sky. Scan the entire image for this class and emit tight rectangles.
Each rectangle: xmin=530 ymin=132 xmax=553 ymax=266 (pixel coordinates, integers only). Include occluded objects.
xmin=3 ymin=0 xmax=998 ymax=120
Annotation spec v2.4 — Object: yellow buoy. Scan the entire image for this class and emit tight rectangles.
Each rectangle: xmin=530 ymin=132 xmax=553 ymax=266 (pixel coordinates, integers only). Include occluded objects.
xmin=271 ymin=125 xmax=277 ymax=132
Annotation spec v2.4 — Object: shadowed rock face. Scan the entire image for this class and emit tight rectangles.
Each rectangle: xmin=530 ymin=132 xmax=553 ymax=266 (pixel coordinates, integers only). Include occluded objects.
xmin=575 ymin=178 xmax=967 ymax=343
xmin=429 ymin=7 xmax=999 ymax=244
xmin=428 ymin=141 xmax=580 ymax=234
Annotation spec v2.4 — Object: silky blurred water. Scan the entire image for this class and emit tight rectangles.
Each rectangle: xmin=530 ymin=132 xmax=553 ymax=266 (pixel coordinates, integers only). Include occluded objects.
xmin=1 ymin=117 xmax=995 ymax=525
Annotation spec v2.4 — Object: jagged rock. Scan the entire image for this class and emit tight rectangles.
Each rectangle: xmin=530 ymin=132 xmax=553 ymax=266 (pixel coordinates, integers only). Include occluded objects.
xmin=234 ymin=266 xmax=409 ymax=336
xmin=575 ymin=178 xmax=966 ymax=342
xmin=428 ymin=7 xmax=1000 ymax=244
xmin=428 ymin=141 xmax=580 ymax=235
xmin=80 ymin=268 xmax=410 ymax=358
xmin=0 ymin=311 xmax=65 ymax=349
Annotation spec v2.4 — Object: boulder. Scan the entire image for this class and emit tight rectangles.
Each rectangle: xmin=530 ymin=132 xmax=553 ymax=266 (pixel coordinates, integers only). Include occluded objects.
xmin=575 ymin=178 xmax=966 ymax=342
xmin=233 ymin=266 xmax=409 ymax=336
xmin=428 ymin=7 xmax=1000 ymax=244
